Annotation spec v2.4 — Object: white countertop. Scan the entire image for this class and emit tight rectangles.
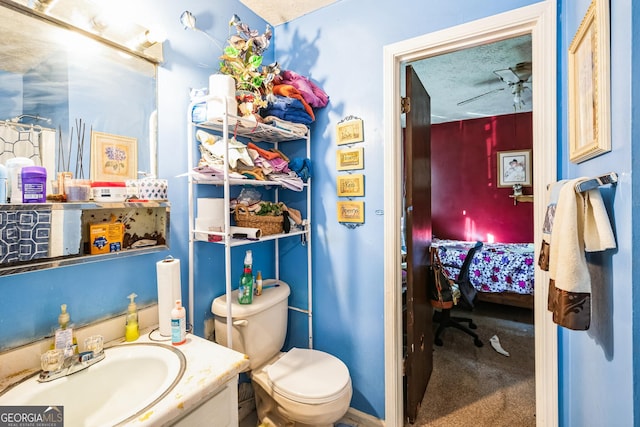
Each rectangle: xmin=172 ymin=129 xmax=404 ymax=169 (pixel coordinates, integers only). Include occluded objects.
xmin=121 ymin=330 xmax=249 ymax=426
xmin=0 ymin=327 xmax=250 ymax=427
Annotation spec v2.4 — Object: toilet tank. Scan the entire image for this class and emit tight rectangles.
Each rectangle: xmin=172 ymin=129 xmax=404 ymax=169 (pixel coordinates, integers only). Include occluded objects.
xmin=211 ymin=280 xmax=290 ymax=370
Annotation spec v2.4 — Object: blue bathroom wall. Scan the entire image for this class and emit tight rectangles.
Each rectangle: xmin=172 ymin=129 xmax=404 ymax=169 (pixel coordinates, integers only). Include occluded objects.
xmin=272 ymin=0 xmax=540 ymax=419
xmin=2 ymin=0 xmax=638 ymax=424
xmin=556 ymin=0 xmax=636 ymax=425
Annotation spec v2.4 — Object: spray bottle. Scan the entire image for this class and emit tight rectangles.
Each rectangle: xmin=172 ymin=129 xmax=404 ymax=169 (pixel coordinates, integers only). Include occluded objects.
xmin=238 ymin=250 xmax=253 ymax=304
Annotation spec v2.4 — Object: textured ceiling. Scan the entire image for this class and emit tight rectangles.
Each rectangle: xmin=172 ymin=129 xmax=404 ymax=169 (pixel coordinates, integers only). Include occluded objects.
xmin=240 ymin=0 xmax=339 ymax=26
xmin=410 ymin=34 xmax=533 ymax=124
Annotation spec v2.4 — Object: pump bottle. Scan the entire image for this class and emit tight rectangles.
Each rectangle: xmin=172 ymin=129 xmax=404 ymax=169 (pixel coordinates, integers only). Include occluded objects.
xmin=125 ymin=293 xmax=140 ymax=342
xmin=171 ymin=299 xmax=186 ymax=345
xmin=52 ymin=304 xmax=78 ymax=356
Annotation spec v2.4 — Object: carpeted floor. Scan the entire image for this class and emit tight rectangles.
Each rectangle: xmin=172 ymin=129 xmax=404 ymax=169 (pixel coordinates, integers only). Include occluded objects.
xmin=412 ymin=302 xmax=535 ymax=427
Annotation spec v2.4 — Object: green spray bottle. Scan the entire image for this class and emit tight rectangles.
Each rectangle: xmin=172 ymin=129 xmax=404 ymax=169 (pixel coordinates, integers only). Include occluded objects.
xmin=238 ymin=250 xmax=254 ymax=304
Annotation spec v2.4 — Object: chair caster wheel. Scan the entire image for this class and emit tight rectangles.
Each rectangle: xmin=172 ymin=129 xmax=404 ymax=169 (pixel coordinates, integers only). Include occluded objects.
xmin=434 ymin=338 xmax=443 ymax=346
xmin=474 ymin=338 xmax=483 ymax=347
xmin=469 ymin=323 xmax=477 ymax=329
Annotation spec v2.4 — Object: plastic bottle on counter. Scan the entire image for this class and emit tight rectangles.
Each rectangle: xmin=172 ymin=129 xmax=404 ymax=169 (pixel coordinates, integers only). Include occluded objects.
xmin=255 ymin=270 xmax=263 ymax=296
xmin=238 ymin=250 xmax=254 ymax=304
xmin=52 ymin=304 xmax=78 ymax=356
xmin=125 ymin=293 xmax=140 ymax=342
xmin=171 ymin=299 xmax=186 ymax=345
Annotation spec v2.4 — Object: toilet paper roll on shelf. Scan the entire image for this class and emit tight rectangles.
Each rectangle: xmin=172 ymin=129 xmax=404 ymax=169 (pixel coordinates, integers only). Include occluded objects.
xmin=156 ymin=256 xmax=182 ymax=337
xmin=197 ymin=198 xmax=226 ymax=219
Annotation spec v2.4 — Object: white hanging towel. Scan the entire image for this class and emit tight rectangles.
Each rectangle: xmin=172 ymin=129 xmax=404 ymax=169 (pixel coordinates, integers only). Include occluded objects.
xmin=549 ymin=177 xmax=616 ymax=294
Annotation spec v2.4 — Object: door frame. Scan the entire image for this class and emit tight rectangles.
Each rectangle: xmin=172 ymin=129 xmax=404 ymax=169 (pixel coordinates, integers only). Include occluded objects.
xmin=382 ymin=2 xmax=558 ymax=426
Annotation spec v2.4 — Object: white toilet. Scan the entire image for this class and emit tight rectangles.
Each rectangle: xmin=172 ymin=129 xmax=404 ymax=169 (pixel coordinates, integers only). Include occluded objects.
xmin=211 ymin=280 xmax=352 ymax=427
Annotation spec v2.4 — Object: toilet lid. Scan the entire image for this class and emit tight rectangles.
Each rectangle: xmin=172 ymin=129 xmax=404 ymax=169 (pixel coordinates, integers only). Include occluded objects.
xmin=267 ymin=348 xmax=350 ymax=404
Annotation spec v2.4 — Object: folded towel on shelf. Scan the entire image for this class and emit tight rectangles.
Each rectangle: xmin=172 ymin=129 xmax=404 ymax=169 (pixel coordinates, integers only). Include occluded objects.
xmin=268 ymin=171 xmax=304 ymax=191
xmin=261 ymin=116 xmax=309 ymax=137
xmin=276 ymin=70 xmax=329 ymax=108
xmin=273 ymin=84 xmax=315 ymax=120
xmin=248 ymin=149 xmax=275 ymax=176
xmin=262 ymin=96 xmax=314 ymax=124
xmin=247 ymin=142 xmax=280 ymax=160
xmin=196 ymin=130 xmax=253 ymax=168
xmin=289 ymin=158 xmax=312 ymax=182
xmin=267 ymin=157 xmax=290 ymax=173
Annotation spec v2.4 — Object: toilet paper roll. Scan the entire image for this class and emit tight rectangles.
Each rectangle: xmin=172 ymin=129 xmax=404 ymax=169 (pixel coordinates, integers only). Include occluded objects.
xmin=156 ymin=257 xmax=182 ymax=337
xmin=197 ymin=198 xmax=226 ymax=221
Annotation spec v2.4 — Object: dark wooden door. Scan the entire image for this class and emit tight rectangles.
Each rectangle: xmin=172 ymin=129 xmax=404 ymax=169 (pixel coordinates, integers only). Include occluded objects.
xmin=403 ymin=65 xmax=433 ymax=423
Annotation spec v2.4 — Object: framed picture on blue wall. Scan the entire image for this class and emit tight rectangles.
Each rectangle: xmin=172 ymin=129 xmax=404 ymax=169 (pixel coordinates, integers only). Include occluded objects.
xmin=568 ymin=0 xmax=611 ymax=163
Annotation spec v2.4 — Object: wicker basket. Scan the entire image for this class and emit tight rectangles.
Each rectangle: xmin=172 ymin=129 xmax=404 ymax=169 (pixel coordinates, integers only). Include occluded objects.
xmin=234 ymin=205 xmax=284 ymax=236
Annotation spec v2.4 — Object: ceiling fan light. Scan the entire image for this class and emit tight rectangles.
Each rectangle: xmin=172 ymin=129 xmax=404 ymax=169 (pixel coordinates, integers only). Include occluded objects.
xmin=513 ymin=92 xmax=522 ymax=108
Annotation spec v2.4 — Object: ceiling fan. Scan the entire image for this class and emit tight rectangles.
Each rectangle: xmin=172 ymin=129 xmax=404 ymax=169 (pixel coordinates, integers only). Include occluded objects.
xmin=457 ymin=61 xmax=532 ymax=109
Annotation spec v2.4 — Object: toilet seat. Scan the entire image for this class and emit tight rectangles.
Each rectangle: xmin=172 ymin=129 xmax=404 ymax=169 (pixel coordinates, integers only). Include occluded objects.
xmin=266 ymin=348 xmax=350 ymax=404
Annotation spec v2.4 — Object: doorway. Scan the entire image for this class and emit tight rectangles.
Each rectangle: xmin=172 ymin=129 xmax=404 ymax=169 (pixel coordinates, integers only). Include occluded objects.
xmin=382 ymin=3 xmax=558 ymax=426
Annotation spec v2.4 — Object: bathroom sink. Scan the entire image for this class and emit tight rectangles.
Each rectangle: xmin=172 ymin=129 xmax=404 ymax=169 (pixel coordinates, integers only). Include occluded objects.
xmin=0 ymin=343 xmax=186 ymax=427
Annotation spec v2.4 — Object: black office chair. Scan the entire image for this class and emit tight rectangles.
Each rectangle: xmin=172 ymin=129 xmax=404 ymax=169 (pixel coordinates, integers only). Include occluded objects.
xmin=432 ymin=241 xmax=484 ymax=347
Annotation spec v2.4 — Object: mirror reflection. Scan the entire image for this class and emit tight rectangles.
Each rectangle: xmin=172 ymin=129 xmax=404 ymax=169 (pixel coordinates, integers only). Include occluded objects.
xmin=0 ymin=1 xmax=158 ymax=183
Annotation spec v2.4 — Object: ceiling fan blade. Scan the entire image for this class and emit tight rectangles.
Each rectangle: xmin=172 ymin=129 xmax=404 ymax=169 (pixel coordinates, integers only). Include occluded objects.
xmin=493 ymin=68 xmax=521 ymax=84
xmin=457 ymin=87 xmax=505 ymax=106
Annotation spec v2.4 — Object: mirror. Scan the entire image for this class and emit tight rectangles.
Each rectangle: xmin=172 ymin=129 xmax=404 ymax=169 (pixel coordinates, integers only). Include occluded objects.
xmin=0 ymin=0 xmax=159 ymax=181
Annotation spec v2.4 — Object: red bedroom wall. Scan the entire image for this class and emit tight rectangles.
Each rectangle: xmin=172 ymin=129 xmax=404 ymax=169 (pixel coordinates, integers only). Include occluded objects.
xmin=431 ymin=112 xmax=533 ymax=243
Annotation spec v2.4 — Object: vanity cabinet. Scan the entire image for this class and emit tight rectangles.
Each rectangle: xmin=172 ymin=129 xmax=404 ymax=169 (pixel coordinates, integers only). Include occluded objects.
xmin=186 ymin=98 xmax=313 ymax=350
xmin=0 ymin=201 xmax=169 ymax=275
xmin=173 ymin=377 xmax=238 ymax=427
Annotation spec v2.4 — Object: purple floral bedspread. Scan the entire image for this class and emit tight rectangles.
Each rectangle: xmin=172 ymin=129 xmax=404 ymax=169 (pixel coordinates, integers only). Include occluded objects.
xmin=432 ymin=239 xmax=535 ymax=295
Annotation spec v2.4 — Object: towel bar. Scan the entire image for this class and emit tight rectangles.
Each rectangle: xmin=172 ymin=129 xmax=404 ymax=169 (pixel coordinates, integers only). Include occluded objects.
xmin=575 ymin=172 xmax=618 ymax=192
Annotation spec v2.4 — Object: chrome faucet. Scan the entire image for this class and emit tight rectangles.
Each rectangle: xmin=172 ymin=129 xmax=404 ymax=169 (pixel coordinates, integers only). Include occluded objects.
xmin=38 ymin=335 xmax=105 ymax=382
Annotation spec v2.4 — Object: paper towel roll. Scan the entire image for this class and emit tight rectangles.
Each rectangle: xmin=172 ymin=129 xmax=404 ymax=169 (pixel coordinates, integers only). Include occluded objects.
xmin=156 ymin=257 xmax=182 ymax=337
xmin=207 ymin=97 xmax=237 ymax=123
xmin=230 ymin=226 xmax=262 ymax=240
xmin=208 ymin=74 xmax=237 ymax=122
xmin=209 ymin=74 xmax=235 ymax=98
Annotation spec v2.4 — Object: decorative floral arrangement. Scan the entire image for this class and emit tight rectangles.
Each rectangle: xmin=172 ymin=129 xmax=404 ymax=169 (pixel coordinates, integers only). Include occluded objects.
xmin=219 ymin=14 xmax=280 ymax=106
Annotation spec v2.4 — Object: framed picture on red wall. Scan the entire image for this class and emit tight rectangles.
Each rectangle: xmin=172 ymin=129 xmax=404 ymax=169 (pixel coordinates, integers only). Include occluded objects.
xmin=497 ymin=149 xmax=532 ymax=187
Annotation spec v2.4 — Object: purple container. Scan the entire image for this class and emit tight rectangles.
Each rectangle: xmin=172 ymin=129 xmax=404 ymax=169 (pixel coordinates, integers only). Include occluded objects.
xmin=21 ymin=166 xmax=47 ymax=203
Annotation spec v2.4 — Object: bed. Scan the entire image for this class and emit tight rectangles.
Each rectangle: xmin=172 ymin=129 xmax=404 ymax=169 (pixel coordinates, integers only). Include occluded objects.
xmin=431 ymin=239 xmax=535 ymax=309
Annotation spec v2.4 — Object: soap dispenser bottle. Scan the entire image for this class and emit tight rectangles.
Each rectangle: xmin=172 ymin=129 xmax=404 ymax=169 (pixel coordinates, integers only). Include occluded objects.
xmin=171 ymin=299 xmax=186 ymax=346
xmin=52 ymin=304 xmax=78 ymax=356
xmin=125 ymin=293 xmax=140 ymax=342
